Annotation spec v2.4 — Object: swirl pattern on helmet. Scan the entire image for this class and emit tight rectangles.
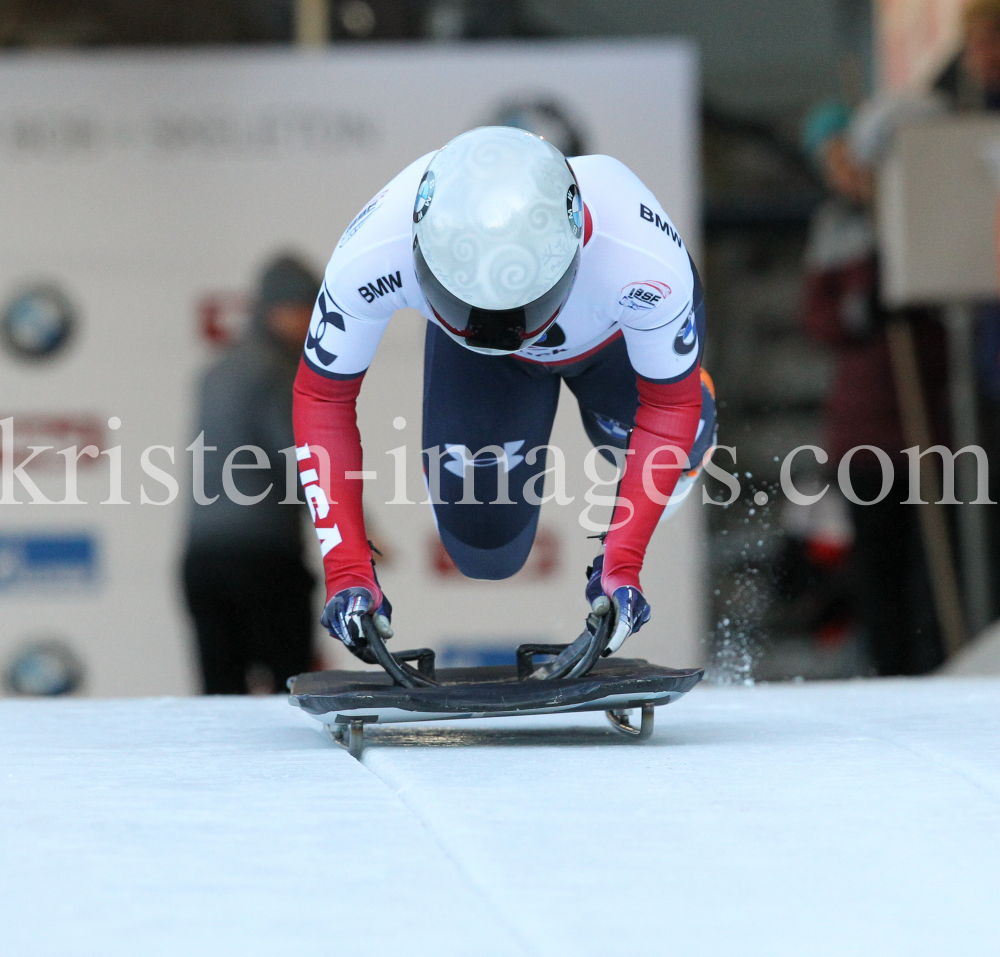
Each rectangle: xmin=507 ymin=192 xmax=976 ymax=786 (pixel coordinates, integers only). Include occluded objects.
xmin=413 ymin=126 xmax=580 ymax=311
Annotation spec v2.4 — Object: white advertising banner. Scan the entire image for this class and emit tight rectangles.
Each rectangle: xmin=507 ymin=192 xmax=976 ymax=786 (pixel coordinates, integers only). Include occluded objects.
xmin=0 ymin=43 xmax=702 ymax=696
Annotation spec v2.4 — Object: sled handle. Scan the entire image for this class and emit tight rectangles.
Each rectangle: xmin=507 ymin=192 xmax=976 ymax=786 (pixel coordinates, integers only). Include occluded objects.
xmin=361 ymin=617 xmax=439 ymax=688
xmin=516 ymin=643 xmax=570 ymax=679
xmin=521 ymin=608 xmax=612 ymax=681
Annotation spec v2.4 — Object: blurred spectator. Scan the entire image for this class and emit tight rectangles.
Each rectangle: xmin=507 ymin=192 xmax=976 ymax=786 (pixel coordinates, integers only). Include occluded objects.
xmin=183 ymin=254 xmax=320 ymax=694
xmin=769 ymin=485 xmax=855 ymax=656
xmin=934 ymin=0 xmax=1000 ymax=109
xmin=799 ymin=103 xmax=949 ymax=675
xmin=934 ymin=0 xmax=1000 ymax=617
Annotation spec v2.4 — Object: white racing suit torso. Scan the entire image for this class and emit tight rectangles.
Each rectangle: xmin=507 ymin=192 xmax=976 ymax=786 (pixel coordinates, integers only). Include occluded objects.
xmin=303 ymin=153 xmax=699 ymax=382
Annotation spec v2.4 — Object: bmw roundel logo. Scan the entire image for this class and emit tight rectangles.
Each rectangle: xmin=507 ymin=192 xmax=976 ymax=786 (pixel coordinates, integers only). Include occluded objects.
xmin=567 ymin=183 xmax=582 ymax=238
xmin=1 ymin=284 xmax=76 ymax=361
xmin=413 ymin=170 xmax=435 ymax=224
xmin=3 ymin=638 xmax=84 ymax=696
xmin=673 ymin=314 xmax=697 ymax=356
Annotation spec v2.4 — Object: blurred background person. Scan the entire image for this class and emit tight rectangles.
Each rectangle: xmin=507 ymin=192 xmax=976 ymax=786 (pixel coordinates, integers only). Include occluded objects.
xmin=799 ymin=101 xmax=949 ymax=676
xmin=934 ymin=0 xmax=1000 ymax=109
xmin=934 ymin=0 xmax=1000 ymax=617
xmin=183 ymin=254 xmax=321 ymax=694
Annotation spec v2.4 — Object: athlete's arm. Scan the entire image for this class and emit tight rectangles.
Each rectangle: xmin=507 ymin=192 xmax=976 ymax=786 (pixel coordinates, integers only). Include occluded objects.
xmin=291 ymin=280 xmax=393 ymax=605
xmin=293 ymin=361 xmax=383 ymax=605
xmin=601 ymin=255 xmax=706 ymax=596
xmin=293 ymin=161 xmax=428 ymax=607
xmin=292 ymin=267 xmax=396 ymax=607
xmin=600 ymin=367 xmax=702 ymax=595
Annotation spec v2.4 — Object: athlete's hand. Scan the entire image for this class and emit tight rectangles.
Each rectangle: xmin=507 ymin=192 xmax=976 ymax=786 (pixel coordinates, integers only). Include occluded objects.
xmin=585 ymin=555 xmax=650 ymax=654
xmin=591 ymin=586 xmax=651 ymax=653
xmin=321 ymin=587 xmax=393 ymax=657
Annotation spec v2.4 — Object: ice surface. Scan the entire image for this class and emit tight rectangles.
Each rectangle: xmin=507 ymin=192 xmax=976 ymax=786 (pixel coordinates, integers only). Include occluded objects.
xmin=0 ymin=697 xmax=531 ymax=957
xmin=2 ymin=679 xmax=999 ymax=956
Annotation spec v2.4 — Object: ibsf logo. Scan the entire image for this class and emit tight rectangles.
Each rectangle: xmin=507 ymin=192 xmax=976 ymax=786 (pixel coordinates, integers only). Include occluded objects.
xmin=619 ymin=280 xmax=671 ymax=312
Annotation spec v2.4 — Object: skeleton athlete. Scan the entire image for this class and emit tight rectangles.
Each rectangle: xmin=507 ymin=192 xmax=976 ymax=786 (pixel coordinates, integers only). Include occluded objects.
xmin=292 ymin=126 xmax=715 ymax=658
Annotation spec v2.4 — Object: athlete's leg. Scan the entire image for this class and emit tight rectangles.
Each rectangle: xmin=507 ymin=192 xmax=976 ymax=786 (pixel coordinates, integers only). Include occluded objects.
xmin=422 ymin=323 xmax=561 ymax=579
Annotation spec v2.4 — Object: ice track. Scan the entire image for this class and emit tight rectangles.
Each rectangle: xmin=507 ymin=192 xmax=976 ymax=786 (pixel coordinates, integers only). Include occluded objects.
xmin=3 ymin=677 xmax=1000 ymax=957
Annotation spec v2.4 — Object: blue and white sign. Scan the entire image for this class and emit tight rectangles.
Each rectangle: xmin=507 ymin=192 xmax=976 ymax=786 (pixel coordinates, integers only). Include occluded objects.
xmin=0 ymin=534 xmax=98 ymax=592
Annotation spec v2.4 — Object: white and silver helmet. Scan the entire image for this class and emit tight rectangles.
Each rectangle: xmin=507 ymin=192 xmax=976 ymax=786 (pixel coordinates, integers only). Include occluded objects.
xmin=412 ymin=126 xmax=583 ymax=355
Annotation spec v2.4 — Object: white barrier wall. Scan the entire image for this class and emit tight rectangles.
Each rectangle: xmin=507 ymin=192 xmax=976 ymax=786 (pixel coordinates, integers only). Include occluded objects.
xmin=0 ymin=43 xmax=702 ymax=696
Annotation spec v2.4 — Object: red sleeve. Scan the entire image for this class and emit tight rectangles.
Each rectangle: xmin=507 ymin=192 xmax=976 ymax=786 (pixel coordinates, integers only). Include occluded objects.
xmin=292 ymin=359 xmax=382 ymax=606
xmin=601 ymin=366 xmax=703 ymax=596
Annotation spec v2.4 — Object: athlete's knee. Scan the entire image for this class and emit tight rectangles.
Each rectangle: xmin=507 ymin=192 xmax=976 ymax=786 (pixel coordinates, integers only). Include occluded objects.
xmin=449 ymin=545 xmax=529 ymax=580
xmin=437 ymin=521 xmax=536 ymax=580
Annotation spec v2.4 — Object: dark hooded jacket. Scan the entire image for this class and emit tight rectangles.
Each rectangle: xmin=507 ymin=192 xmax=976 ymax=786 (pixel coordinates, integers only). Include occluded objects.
xmin=186 ymin=256 xmax=319 ymax=554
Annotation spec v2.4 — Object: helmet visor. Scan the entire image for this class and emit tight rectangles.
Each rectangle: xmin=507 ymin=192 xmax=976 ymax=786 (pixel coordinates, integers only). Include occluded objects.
xmin=414 ymin=240 xmax=579 ymax=354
